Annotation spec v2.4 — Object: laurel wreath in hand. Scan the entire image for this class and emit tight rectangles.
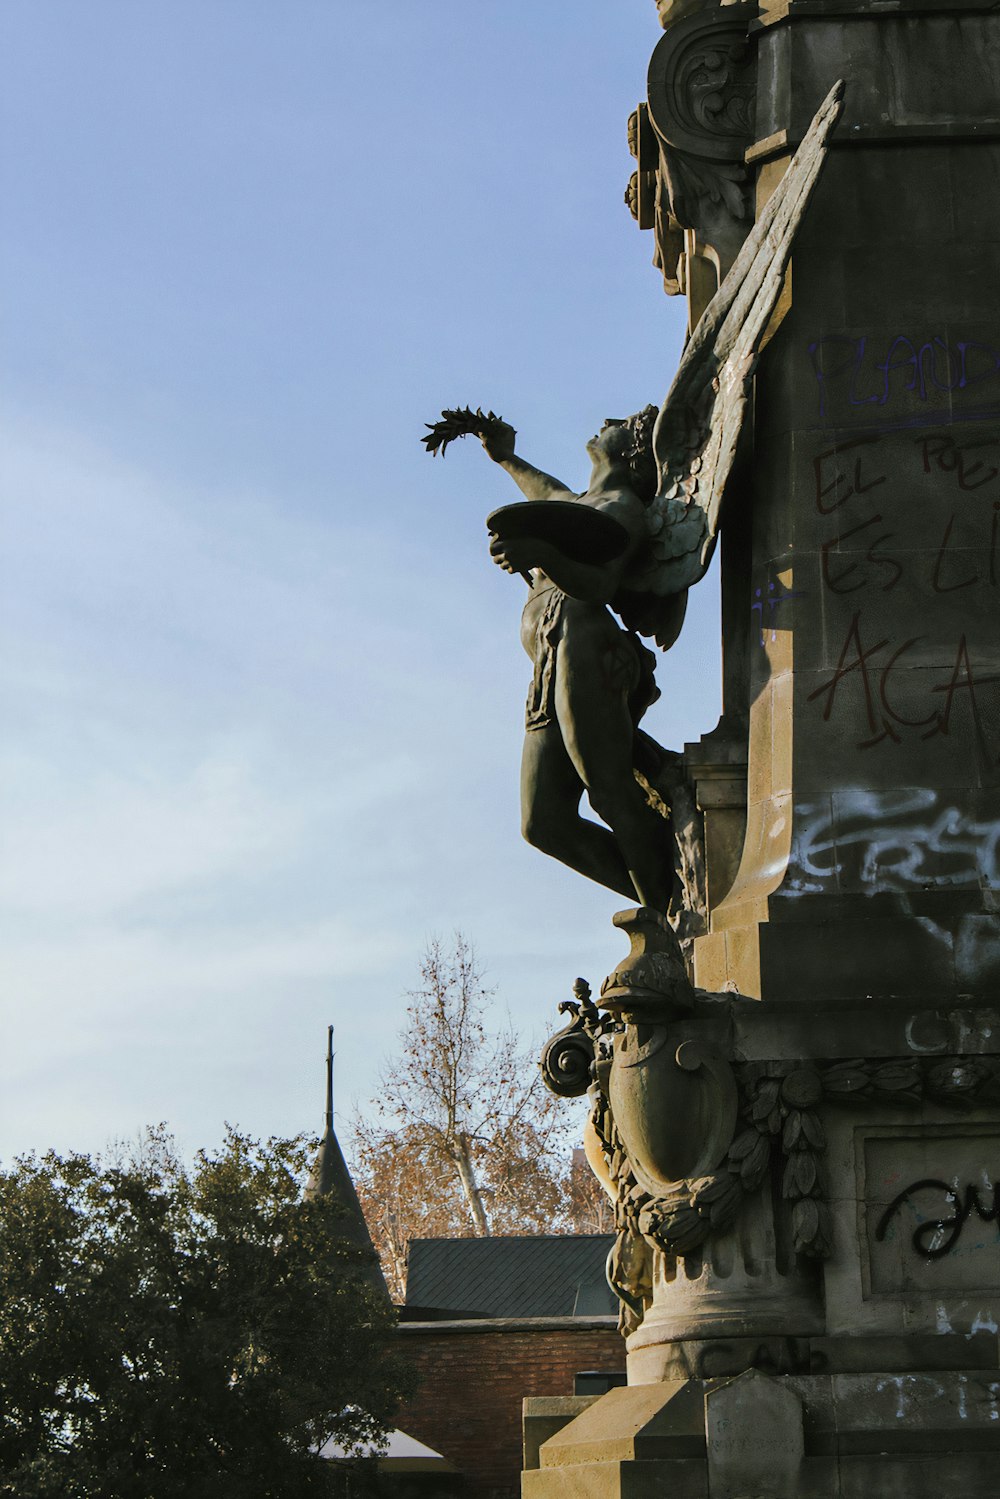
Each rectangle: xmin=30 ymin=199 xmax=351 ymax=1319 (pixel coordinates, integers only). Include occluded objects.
xmin=421 ymin=406 xmax=510 ymax=457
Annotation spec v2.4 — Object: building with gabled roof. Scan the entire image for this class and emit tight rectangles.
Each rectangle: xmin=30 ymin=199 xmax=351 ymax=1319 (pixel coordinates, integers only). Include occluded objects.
xmin=396 ymin=1234 xmax=625 ymax=1499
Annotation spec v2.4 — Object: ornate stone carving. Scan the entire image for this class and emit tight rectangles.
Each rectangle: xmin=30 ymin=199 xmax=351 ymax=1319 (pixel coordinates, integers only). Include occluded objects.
xmin=822 ymin=1054 xmax=1000 ymax=1107
xmin=538 ymin=978 xmax=603 ymax=1097
xmin=540 ymin=999 xmax=1000 ymax=1325
xmin=648 ymin=10 xmax=757 ymax=283
xmin=737 ymin=1064 xmax=831 ymax=1258
xmin=610 ymin=1030 xmax=738 ymax=1192
xmin=648 ymin=22 xmax=755 ymax=160
xmin=594 ymin=1054 xmax=809 ymax=1329
xmin=630 ymin=3 xmax=757 ymax=310
xmin=625 ymin=104 xmax=658 ymax=232
xmin=600 ymin=908 xmax=694 ymax=1017
xmin=539 ymin=989 xmax=833 ymax=1330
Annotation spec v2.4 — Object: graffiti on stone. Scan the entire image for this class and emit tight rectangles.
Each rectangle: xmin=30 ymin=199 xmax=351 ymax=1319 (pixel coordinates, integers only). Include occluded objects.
xmin=787 ymin=788 xmax=1000 ymax=894
xmin=876 ymin=1177 xmax=1000 ymax=1259
xmin=807 ymin=332 xmax=1000 ymax=427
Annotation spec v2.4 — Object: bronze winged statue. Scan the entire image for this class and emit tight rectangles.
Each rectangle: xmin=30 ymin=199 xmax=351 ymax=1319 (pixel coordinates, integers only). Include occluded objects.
xmin=424 ymin=84 xmax=843 ymax=917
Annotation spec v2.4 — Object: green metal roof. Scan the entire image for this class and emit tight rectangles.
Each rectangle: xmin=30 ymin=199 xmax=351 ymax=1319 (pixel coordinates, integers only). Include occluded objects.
xmin=404 ymin=1234 xmax=617 ymax=1319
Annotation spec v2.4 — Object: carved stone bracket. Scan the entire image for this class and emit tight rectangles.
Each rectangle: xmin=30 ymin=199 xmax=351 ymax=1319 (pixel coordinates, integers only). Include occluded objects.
xmin=647 ymin=11 xmax=756 ymax=164
xmin=630 ymin=2 xmax=757 ymax=319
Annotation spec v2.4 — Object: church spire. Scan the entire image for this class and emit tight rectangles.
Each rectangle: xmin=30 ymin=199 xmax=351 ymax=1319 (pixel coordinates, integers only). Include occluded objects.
xmin=304 ymin=1026 xmax=388 ymax=1297
xmin=324 ymin=1023 xmax=334 ymax=1132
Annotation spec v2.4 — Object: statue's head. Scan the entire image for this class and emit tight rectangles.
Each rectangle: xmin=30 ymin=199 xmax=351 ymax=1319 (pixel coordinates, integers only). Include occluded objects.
xmin=588 ymin=406 xmax=658 ymax=501
xmin=622 ymin=405 xmax=658 ymax=500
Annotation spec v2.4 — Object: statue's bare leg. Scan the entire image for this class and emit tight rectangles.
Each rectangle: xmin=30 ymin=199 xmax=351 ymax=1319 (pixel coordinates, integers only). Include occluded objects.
xmin=554 ymin=606 xmax=674 ymax=911
xmin=520 ymin=723 xmax=639 ymax=902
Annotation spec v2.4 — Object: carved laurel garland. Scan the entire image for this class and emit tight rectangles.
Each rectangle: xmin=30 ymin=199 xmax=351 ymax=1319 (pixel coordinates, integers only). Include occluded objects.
xmin=592 ymin=1082 xmax=747 ymax=1256
xmin=541 ymin=998 xmax=1000 ymax=1285
xmin=821 ymin=1054 xmax=1000 ymax=1107
xmin=590 ymin=1059 xmax=833 ymax=1276
xmin=582 ymin=1046 xmax=1000 ymax=1277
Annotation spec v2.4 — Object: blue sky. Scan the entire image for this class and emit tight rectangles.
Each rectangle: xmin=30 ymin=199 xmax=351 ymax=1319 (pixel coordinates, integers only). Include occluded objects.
xmin=0 ymin=1 xmax=719 ymax=1163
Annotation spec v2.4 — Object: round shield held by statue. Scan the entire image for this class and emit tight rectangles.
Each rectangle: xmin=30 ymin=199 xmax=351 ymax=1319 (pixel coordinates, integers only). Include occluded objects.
xmin=486 ymin=499 xmax=631 ymax=565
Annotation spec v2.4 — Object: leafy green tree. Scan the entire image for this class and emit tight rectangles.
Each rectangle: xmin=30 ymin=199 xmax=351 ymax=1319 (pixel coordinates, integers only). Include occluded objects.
xmin=0 ymin=1128 xmax=411 ymax=1498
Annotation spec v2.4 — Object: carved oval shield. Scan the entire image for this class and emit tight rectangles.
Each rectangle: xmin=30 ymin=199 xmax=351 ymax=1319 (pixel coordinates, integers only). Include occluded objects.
xmin=608 ymin=1025 xmax=738 ymax=1193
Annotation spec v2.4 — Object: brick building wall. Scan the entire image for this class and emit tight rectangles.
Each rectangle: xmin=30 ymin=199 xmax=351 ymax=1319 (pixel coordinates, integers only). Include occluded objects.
xmin=396 ymin=1318 xmax=624 ymax=1499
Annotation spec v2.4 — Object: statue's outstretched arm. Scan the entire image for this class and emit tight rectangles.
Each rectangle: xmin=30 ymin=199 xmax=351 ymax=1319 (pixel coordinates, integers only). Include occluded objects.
xmin=422 ymin=407 xmax=573 ymax=502
xmin=491 ymin=454 xmax=574 ymax=503
xmin=482 ymin=421 xmax=574 ymax=503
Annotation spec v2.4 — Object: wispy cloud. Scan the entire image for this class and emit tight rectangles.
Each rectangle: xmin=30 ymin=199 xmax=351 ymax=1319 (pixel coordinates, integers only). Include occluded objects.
xmin=0 ymin=415 xmax=479 ymax=1156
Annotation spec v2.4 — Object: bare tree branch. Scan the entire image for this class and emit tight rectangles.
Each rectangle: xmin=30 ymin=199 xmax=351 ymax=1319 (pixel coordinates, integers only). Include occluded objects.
xmin=349 ymin=936 xmax=598 ymax=1296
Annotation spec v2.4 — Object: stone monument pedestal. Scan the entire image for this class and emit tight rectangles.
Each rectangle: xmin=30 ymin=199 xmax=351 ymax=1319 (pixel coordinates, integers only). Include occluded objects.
xmin=521 ymin=0 xmax=1000 ymax=1489
xmin=525 ymin=1362 xmax=1000 ymax=1498
xmin=528 ymin=991 xmax=1000 ymax=1496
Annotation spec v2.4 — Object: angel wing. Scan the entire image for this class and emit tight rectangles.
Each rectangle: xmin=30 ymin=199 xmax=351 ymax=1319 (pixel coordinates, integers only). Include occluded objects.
xmin=617 ymin=80 xmax=845 ymax=648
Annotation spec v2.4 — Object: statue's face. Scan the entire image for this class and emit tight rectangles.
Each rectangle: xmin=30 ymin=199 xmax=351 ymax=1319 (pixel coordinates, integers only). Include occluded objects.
xmin=587 ymin=419 xmax=628 ymax=460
